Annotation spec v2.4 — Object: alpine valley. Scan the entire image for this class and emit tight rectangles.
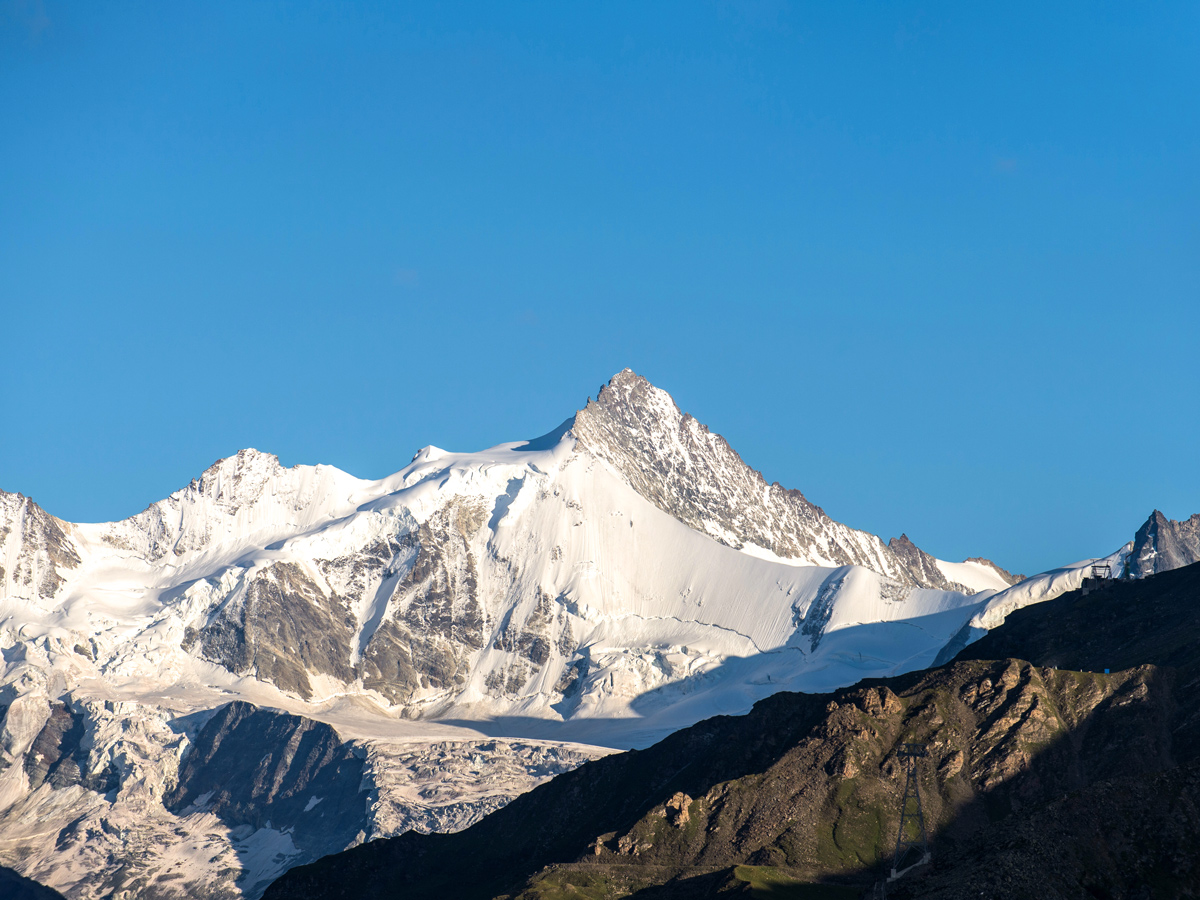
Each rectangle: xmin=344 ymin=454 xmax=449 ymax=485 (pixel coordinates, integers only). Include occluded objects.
xmin=1 ymin=370 xmax=1195 ymax=899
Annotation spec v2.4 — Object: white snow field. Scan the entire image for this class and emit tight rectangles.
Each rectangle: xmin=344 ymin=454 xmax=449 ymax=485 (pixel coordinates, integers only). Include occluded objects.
xmin=0 ymin=370 xmax=1133 ymax=898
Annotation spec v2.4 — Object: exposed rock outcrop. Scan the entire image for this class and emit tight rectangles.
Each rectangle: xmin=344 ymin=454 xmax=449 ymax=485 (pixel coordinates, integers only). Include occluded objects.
xmin=185 ymin=561 xmax=358 ymax=699
xmin=888 ymin=533 xmax=969 ymax=592
xmin=1127 ymin=509 xmax=1200 ymax=578
xmin=164 ymin=701 xmax=371 ymax=859
xmin=0 ymin=492 xmax=80 ymax=602
xmin=23 ymin=700 xmax=119 ymax=794
xmin=359 ymin=500 xmax=488 ymax=705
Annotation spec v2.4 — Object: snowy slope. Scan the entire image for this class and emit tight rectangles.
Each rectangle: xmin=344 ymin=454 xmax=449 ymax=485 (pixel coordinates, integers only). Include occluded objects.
xmin=935 ymin=558 xmax=1015 ymax=593
xmin=2 ymin=430 xmax=991 ymax=732
xmin=0 ymin=369 xmax=1156 ymax=899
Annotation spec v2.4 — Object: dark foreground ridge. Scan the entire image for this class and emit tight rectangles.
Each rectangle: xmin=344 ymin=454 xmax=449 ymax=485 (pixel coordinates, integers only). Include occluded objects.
xmin=265 ymin=563 xmax=1200 ymax=899
xmin=0 ymin=865 xmax=67 ymax=900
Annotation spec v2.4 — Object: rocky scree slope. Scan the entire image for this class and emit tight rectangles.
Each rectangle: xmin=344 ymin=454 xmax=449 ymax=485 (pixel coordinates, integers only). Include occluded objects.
xmin=264 ymin=561 xmax=1200 ymax=900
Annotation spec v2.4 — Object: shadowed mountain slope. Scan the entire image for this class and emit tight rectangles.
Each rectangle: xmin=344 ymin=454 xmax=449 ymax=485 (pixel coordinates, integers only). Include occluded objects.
xmin=264 ymin=564 xmax=1200 ymax=900
xmin=880 ymin=560 xmax=1200 ymax=899
xmin=0 ymin=866 xmax=67 ymax=900
xmin=956 ymin=558 xmax=1200 ymax=686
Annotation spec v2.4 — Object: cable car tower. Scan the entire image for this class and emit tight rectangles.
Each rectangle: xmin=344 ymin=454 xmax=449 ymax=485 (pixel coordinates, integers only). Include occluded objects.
xmin=889 ymin=743 xmax=931 ymax=881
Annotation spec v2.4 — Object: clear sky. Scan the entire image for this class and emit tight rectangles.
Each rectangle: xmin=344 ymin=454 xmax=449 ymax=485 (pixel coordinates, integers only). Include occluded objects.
xmin=2 ymin=2 xmax=1197 ymax=577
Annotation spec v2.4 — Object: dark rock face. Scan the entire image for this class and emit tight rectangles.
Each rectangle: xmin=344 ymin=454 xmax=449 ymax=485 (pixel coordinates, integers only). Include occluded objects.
xmin=263 ymin=562 xmax=1200 ymax=900
xmin=186 ymin=499 xmax=494 ymax=707
xmin=0 ymin=492 xmax=81 ymax=600
xmin=798 ymin=569 xmax=848 ymax=651
xmin=22 ymin=701 xmax=118 ymax=794
xmin=887 ymin=759 xmax=1200 ymax=900
xmin=956 ymin=559 xmax=1200 ymax=751
xmin=359 ymin=499 xmax=489 ymax=705
xmin=164 ymin=701 xmax=370 ymax=859
xmin=899 ymin=560 xmax=1200 ymax=898
xmin=487 ymin=585 xmax=576 ymax=701
xmin=958 ymin=560 xmax=1200 ymax=679
xmin=1128 ymin=509 xmax=1200 ymax=578
xmin=314 ymin=534 xmax=411 ymax=655
xmin=186 ymin=562 xmax=358 ymax=699
xmin=572 ymin=370 xmax=985 ymax=591
xmin=493 ymin=587 xmax=559 ymax=666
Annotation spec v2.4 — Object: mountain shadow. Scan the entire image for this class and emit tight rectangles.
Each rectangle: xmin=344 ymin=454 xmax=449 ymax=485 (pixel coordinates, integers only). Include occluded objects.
xmin=0 ymin=866 xmax=67 ymax=900
xmin=263 ymin=562 xmax=1200 ymax=900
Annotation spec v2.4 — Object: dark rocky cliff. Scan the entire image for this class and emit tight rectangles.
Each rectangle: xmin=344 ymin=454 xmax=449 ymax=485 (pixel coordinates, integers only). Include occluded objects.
xmin=165 ymin=701 xmax=372 ymax=861
xmin=1127 ymin=509 xmax=1200 ymax=578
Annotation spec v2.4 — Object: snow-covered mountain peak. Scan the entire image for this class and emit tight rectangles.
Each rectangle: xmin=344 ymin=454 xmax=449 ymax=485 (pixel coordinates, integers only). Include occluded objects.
xmin=82 ymin=449 xmax=368 ymax=568
xmin=583 ymin=368 xmax=690 ymax=435
xmin=410 ymin=445 xmax=448 ymax=464
xmin=191 ymin=448 xmax=290 ymax=510
xmin=574 ymin=370 xmax=994 ymax=591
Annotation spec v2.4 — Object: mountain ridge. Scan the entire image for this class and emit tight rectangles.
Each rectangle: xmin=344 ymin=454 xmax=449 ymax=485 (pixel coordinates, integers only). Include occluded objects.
xmin=574 ymin=370 xmax=1001 ymax=591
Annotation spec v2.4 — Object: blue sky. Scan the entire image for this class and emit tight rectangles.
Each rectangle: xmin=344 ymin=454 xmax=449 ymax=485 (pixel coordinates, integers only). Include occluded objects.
xmin=2 ymin=2 xmax=1197 ymax=576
